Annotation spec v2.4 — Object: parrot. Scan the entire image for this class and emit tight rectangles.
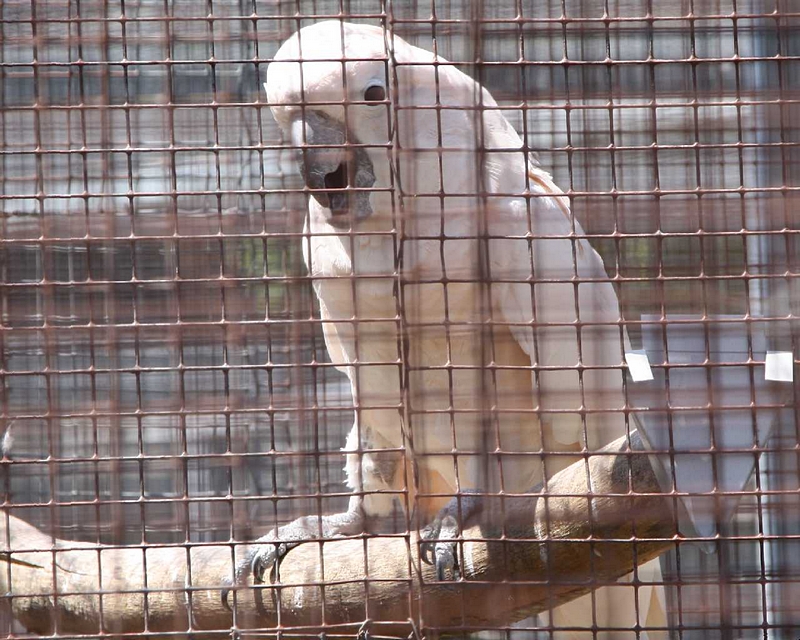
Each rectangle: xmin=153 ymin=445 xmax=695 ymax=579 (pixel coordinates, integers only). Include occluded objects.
xmin=225 ymin=20 xmax=668 ymax=638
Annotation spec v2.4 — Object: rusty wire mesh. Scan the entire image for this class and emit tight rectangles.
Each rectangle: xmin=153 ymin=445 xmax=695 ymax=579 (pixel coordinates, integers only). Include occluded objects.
xmin=1 ymin=0 xmax=799 ymax=638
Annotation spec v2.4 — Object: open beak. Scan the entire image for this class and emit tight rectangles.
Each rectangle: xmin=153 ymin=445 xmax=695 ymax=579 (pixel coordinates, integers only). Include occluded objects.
xmin=290 ymin=112 xmax=375 ymax=226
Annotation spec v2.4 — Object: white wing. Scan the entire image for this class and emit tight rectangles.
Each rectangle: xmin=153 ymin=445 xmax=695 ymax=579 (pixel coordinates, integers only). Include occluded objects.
xmin=488 ymin=158 xmax=630 ymax=449
xmin=394 ymin=53 xmax=631 ymax=449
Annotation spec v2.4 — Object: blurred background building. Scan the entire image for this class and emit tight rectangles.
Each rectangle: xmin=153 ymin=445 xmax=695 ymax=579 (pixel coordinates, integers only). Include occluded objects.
xmin=1 ymin=0 xmax=798 ymax=636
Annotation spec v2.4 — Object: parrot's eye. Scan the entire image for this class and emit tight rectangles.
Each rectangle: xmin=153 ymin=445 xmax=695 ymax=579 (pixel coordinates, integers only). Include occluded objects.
xmin=363 ymin=84 xmax=386 ymax=104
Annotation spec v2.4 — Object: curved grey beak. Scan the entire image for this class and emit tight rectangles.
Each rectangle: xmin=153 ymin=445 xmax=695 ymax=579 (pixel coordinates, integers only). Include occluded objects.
xmin=291 ymin=111 xmax=376 ymax=226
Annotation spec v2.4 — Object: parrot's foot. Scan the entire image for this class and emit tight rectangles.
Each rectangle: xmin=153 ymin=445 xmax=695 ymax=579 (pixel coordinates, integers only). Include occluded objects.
xmin=420 ymin=514 xmax=460 ymax=580
xmin=222 ymin=500 xmax=364 ymax=610
xmin=243 ymin=529 xmax=296 ymax=584
xmin=419 ymin=491 xmax=483 ymax=581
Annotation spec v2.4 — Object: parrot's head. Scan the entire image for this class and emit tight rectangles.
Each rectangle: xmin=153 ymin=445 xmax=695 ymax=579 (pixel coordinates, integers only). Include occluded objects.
xmin=266 ymin=21 xmax=396 ymax=229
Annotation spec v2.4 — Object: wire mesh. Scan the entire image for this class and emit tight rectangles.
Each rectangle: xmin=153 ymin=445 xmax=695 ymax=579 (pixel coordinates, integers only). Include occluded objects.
xmin=0 ymin=0 xmax=798 ymax=638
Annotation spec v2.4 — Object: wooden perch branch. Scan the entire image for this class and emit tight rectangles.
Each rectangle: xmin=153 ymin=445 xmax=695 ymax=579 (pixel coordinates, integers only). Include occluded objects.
xmin=1 ymin=432 xmax=678 ymax=636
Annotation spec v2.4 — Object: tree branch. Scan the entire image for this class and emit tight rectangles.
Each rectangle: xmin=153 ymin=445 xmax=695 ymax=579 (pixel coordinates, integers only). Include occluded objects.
xmin=1 ymin=432 xmax=678 ymax=636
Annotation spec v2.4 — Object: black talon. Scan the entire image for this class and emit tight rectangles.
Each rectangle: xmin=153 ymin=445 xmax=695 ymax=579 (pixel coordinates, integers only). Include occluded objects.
xmin=251 ymin=545 xmax=269 ymax=584
xmin=420 ymin=516 xmax=445 ymax=568
xmin=419 ymin=491 xmax=483 ymax=581
xmin=420 ymin=543 xmax=433 ymax=566
xmin=221 ymin=540 xmax=289 ymax=611
xmin=221 ymin=580 xmax=233 ymax=612
xmin=419 ymin=527 xmax=439 ymax=566
xmin=221 ymin=558 xmax=252 ymax=612
xmin=219 ymin=504 xmax=365 ymax=609
xmin=256 ymin=541 xmax=298 ymax=584
xmin=271 ymin=553 xmax=281 ymax=583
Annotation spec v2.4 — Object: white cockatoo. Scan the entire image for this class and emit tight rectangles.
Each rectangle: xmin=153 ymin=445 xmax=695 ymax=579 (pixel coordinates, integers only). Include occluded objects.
xmin=228 ymin=21 xmax=668 ymax=638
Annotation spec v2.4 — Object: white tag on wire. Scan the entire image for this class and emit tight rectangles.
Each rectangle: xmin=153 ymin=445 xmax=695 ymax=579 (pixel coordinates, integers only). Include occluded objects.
xmin=625 ymin=351 xmax=654 ymax=382
xmin=765 ymin=351 xmax=794 ymax=383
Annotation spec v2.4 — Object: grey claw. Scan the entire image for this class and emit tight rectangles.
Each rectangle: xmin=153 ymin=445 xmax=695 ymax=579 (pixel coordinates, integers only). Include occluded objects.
xmin=221 ymin=579 xmax=233 ymax=612
xmin=420 ymin=515 xmax=460 ymax=580
xmin=420 ymin=543 xmax=434 ymax=566
xmin=251 ymin=541 xmax=292 ymax=585
xmin=221 ymin=537 xmax=289 ymax=611
xmin=220 ymin=506 xmax=364 ymax=610
xmin=434 ymin=515 xmax=459 ymax=580
xmin=435 ymin=541 xmax=457 ymax=581
xmin=419 ymin=522 xmax=440 ymax=566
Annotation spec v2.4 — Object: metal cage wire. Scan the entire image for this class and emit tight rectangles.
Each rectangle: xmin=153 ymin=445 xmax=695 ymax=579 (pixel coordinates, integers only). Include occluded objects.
xmin=0 ymin=0 xmax=798 ymax=638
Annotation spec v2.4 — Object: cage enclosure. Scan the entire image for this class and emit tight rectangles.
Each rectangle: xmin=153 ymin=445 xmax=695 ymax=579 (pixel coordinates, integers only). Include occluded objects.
xmin=0 ymin=1 xmax=798 ymax=638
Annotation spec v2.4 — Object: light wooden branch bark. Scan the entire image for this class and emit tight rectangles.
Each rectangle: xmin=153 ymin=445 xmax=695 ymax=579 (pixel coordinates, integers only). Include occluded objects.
xmin=1 ymin=432 xmax=678 ymax=637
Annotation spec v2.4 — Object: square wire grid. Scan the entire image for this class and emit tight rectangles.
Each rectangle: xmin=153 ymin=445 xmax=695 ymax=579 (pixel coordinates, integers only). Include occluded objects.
xmin=0 ymin=0 xmax=798 ymax=638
